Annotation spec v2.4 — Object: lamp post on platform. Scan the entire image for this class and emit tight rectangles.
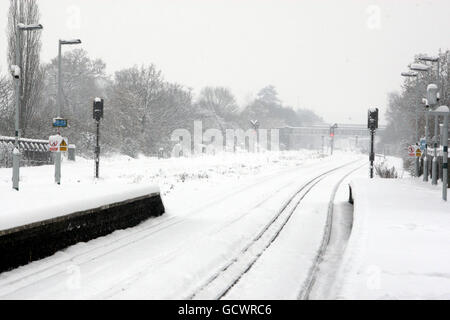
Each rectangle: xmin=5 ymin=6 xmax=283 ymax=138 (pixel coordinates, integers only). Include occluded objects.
xmin=11 ymin=23 xmax=43 ymax=191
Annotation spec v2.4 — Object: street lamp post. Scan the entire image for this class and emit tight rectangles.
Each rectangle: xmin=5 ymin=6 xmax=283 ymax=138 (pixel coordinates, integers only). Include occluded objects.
xmin=419 ymin=55 xmax=441 ymax=185
xmin=401 ymin=71 xmax=419 ymax=177
xmin=429 ymin=106 xmax=449 ymax=201
xmin=11 ymin=23 xmax=43 ymax=191
xmin=55 ymin=39 xmax=81 ymax=185
xmin=409 ymin=62 xmax=431 ymax=181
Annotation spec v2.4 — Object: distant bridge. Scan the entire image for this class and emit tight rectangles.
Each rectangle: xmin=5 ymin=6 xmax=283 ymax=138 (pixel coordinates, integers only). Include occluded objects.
xmin=278 ymin=123 xmax=386 ymax=150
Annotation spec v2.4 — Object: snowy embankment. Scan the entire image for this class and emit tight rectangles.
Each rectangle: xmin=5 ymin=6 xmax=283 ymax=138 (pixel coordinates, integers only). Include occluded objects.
xmin=335 ymin=157 xmax=450 ymax=299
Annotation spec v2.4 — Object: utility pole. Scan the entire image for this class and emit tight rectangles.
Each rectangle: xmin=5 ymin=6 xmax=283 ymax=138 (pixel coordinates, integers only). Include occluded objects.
xmin=368 ymin=108 xmax=379 ymax=179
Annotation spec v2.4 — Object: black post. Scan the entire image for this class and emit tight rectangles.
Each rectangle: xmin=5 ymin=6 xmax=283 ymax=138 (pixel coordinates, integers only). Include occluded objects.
xmin=95 ymin=120 xmax=100 ymax=178
xmin=368 ymin=108 xmax=378 ymax=179
xmin=93 ymin=98 xmax=104 ymax=179
xmin=370 ymin=128 xmax=375 ymax=178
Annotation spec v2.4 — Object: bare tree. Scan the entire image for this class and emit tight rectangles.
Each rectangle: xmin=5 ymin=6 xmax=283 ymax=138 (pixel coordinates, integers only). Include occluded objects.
xmin=0 ymin=72 xmax=14 ymax=134
xmin=7 ymin=0 xmax=44 ymax=136
xmin=0 ymin=73 xmax=12 ymax=112
xmin=195 ymin=86 xmax=239 ymax=131
xmin=197 ymin=87 xmax=238 ymax=119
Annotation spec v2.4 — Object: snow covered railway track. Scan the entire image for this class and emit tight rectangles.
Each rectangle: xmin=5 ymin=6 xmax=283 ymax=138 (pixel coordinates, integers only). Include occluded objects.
xmin=0 ymin=160 xmax=334 ymax=297
xmin=297 ymin=162 xmax=366 ymax=300
xmin=187 ymin=160 xmax=363 ymax=300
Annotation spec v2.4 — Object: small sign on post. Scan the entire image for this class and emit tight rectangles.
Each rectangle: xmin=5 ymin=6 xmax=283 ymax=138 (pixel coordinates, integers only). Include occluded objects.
xmin=49 ymin=135 xmax=61 ymax=152
xmin=52 ymin=117 xmax=68 ymax=128
xmin=415 ymin=148 xmax=422 ymax=157
xmin=48 ymin=135 xmax=68 ymax=152
xmin=419 ymin=138 xmax=426 ymax=152
xmin=59 ymin=138 xmax=68 ymax=152
xmin=408 ymin=145 xmax=415 ymax=157
xmin=408 ymin=145 xmax=422 ymax=157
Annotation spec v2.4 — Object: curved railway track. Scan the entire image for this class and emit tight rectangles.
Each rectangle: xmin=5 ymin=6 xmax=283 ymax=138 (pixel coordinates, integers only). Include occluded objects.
xmin=188 ymin=159 xmax=365 ymax=300
xmin=297 ymin=162 xmax=366 ymax=300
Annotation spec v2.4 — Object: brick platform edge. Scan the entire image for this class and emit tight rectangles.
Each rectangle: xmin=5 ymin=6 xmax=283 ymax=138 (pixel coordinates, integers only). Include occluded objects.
xmin=0 ymin=193 xmax=165 ymax=273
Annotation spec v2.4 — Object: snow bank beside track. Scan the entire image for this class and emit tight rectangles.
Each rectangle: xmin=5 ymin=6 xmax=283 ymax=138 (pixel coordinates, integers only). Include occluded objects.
xmin=337 ymin=178 xmax=450 ymax=299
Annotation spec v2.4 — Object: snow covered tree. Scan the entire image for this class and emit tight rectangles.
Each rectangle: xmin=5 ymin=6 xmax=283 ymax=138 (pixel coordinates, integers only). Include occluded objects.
xmin=36 ymin=49 xmax=108 ymax=152
xmin=195 ymin=86 xmax=239 ymax=131
xmin=382 ymin=50 xmax=450 ymax=162
xmin=105 ymin=64 xmax=194 ymax=156
xmin=241 ymin=85 xmax=304 ymax=128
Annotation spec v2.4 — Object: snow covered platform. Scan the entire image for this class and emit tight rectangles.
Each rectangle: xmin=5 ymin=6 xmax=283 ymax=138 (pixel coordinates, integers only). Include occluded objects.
xmin=341 ymin=178 xmax=450 ymax=299
xmin=0 ymin=182 xmax=164 ymax=273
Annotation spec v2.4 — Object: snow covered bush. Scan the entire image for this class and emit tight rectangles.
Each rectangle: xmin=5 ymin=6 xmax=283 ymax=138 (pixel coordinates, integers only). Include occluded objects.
xmin=375 ymin=161 xmax=399 ymax=179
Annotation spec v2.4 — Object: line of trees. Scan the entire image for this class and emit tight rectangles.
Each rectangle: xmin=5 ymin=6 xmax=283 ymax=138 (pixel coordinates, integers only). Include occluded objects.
xmin=0 ymin=0 xmax=323 ymax=158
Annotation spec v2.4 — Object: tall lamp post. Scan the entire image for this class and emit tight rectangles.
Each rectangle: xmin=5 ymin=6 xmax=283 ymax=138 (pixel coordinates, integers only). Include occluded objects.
xmin=401 ymin=71 xmax=419 ymax=177
xmin=429 ymin=106 xmax=449 ymax=201
xmin=418 ymin=55 xmax=441 ymax=185
xmin=409 ymin=62 xmax=431 ymax=181
xmin=11 ymin=23 xmax=43 ymax=191
xmin=55 ymin=39 xmax=81 ymax=185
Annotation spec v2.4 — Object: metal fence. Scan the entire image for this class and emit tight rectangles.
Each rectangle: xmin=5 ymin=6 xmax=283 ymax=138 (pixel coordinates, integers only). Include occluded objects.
xmin=0 ymin=136 xmax=52 ymax=168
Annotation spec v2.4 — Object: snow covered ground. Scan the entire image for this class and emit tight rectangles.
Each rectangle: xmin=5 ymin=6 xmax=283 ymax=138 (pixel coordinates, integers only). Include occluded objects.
xmin=324 ymin=156 xmax=450 ymax=300
xmin=0 ymin=151 xmax=447 ymax=300
xmin=0 ymin=150 xmax=363 ymax=299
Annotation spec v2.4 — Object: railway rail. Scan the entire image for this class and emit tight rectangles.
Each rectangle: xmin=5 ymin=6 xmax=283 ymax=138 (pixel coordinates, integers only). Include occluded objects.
xmin=188 ymin=159 xmax=365 ymax=300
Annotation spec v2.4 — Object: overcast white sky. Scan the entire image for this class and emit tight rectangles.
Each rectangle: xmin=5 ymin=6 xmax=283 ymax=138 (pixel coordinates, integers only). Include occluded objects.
xmin=0 ymin=0 xmax=449 ymax=124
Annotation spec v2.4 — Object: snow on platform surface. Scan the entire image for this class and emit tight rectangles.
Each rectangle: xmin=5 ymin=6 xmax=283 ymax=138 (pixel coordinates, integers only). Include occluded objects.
xmin=0 ymin=160 xmax=162 ymax=231
xmin=337 ymin=175 xmax=450 ymax=299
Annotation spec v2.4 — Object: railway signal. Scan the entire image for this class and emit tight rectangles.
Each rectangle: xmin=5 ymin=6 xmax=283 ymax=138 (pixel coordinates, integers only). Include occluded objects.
xmin=368 ymin=108 xmax=379 ymax=178
xmin=93 ymin=98 xmax=104 ymax=178
xmin=329 ymin=123 xmax=338 ymax=155
xmin=250 ymin=119 xmax=260 ymax=152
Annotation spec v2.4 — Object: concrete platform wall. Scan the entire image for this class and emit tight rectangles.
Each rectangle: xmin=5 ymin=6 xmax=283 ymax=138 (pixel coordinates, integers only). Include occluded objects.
xmin=0 ymin=193 xmax=165 ymax=273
